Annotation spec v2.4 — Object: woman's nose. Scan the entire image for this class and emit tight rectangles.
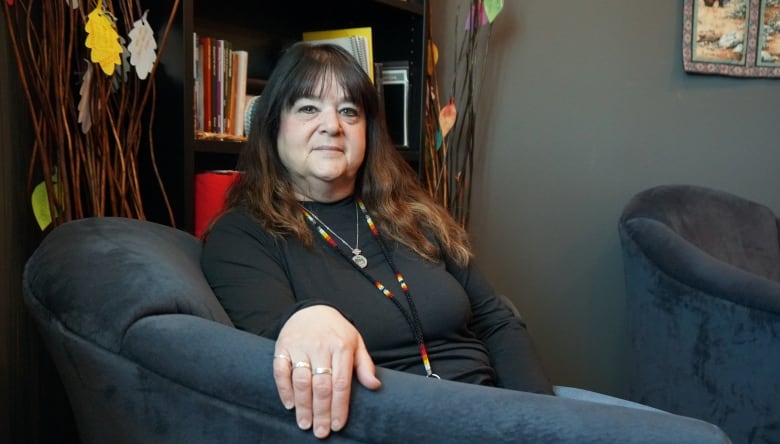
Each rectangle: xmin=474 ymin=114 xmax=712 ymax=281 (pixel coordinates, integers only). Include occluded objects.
xmin=319 ymin=108 xmax=341 ymax=134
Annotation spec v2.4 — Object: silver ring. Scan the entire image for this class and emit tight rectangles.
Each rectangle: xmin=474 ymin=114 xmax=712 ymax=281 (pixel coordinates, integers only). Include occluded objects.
xmin=313 ymin=367 xmax=332 ymax=376
xmin=274 ymin=354 xmax=291 ymax=363
xmin=293 ymin=361 xmax=311 ymax=370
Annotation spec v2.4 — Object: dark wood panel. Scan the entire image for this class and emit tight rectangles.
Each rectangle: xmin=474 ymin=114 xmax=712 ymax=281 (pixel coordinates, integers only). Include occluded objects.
xmin=1 ymin=13 xmax=79 ymax=444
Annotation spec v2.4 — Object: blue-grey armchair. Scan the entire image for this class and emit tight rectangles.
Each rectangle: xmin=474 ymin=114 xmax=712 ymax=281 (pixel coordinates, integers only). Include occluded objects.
xmin=23 ymin=216 xmax=729 ymax=443
xmin=619 ymin=184 xmax=780 ymax=444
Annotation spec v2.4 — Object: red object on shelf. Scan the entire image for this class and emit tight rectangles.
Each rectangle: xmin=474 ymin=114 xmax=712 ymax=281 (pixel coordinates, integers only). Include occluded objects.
xmin=194 ymin=170 xmax=239 ymax=238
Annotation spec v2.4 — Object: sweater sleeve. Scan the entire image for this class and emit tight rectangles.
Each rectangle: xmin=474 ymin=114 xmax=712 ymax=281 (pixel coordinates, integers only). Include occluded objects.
xmin=446 ymin=256 xmax=554 ymax=395
xmin=200 ymin=210 xmax=342 ymax=338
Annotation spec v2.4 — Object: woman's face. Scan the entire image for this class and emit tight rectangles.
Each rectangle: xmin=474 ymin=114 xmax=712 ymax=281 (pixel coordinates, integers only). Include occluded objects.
xmin=277 ymin=79 xmax=366 ymax=200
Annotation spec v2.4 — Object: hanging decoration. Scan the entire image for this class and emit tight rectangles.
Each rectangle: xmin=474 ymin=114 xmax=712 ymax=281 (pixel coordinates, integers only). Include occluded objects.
xmin=3 ymin=0 xmax=181 ymax=230
xmin=85 ymin=0 xmax=122 ymax=75
xmin=127 ymin=11 xmax=157 ymax=80
xmin=423 ymin=0 xmax=502 ymax=228
xmin=77 ymin=62 xmax=95 ymax=133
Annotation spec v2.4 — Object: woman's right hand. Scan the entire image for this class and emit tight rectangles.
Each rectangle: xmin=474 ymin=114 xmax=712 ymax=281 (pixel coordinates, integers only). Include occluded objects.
xmin=273 ymin=305 xmax=382 ymax=439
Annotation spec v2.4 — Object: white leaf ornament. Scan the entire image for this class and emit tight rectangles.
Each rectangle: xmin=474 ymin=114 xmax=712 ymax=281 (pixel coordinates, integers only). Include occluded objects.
xmin=127 ymin=10 xmax=157 ymax=80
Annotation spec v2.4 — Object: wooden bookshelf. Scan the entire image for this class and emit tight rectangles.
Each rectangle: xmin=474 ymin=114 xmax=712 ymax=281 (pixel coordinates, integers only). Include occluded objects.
xmin=147 ymin=0 xmax=427 ymax=232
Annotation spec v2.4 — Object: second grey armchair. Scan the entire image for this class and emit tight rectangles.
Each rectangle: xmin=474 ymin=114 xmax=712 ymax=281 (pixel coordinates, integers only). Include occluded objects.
xmin=619 ymin=184 xmax=780 ymax=444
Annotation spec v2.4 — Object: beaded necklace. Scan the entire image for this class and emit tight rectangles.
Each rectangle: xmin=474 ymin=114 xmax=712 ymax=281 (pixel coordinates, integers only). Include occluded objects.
xmin=299 ymin=198 xmax=439 ymax=379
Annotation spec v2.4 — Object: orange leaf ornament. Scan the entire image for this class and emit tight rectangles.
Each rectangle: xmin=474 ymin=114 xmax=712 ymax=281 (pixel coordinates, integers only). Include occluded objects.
xmin=85 ymin=0 xmax=122 ymax=75
xmin=426 ymin=40 xmax=439 ymax=76
xmin=439 ymin=97 xmax=457 ymax=139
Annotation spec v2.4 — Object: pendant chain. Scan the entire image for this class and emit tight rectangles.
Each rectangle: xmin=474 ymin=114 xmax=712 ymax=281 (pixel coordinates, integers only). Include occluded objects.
xmin=301 ymin=202 xmax=368 ymax=268
xmin=299 ymin=198 xmax=439 ymax=379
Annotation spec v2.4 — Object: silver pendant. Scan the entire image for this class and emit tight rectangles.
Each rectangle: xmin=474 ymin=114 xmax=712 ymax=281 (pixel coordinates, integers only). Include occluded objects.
xmin=352 ymin=253 xmax=368 ymax=268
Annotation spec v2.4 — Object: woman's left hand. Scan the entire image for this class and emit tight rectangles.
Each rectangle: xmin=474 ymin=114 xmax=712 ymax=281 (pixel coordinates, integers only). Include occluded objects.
xmin=273 ymin=305 xmax=381 ymax=439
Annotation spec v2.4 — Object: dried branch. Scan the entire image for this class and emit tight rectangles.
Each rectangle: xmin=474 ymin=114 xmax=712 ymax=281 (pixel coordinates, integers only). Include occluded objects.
xmin=424 ymin=0 xmax=495 ymax=228
xmin=3 ymin=0 xmax=178 ymax=230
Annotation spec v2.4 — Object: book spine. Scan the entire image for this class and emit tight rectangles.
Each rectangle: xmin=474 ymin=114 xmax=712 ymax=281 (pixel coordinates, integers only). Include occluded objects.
xmin=200 ymin=36 xmax=212 ymax=133
xmin=218 ymin=40 xmax=226 ymax=133
xmin=224 ymin=41 xmax=233 ymax=135
xmin=211 ymin=40 xmax=219 ymax=132
xmin=232 ymin=50 xmax=249 ymax=136
xmin=193 ymin=32 xmax=201 ymax=132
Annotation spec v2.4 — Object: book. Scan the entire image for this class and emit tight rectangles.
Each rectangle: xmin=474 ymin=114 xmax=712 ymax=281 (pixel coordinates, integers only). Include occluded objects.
xmin=230 ymin=50 xmax=249 ymax=136
xmin=222 ymin=40 xmax=233 ymax=134
xmin=379 ymin=62 xmax=410 ymax=147
xmin=193 ymin=37 xmax=248 ymax=138
xmin=303 ymin=27 xmax=373 ymax=81
xmin=211 ymin=39 xmax=222 ymax=133
xmin=193 ymin=32 xmax=203 ymax=131
xmin=199 ymin=36 xmax=212 ymax=132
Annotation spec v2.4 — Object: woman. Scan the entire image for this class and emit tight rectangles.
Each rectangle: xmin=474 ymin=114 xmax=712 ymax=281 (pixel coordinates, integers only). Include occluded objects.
xmin=201 ymin=42 xmax=552 ymax=439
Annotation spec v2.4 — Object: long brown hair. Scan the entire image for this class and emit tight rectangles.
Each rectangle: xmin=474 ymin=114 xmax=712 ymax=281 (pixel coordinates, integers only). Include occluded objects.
xmin=224 ymin=42 xmax=471 ymax=265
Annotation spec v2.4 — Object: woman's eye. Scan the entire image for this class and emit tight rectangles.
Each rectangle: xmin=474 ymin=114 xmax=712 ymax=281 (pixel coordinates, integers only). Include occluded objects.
xmin=339 ymin=107 xmax=359 ymax=118
xmin=298 ymin=105 xmax=318 ymax=114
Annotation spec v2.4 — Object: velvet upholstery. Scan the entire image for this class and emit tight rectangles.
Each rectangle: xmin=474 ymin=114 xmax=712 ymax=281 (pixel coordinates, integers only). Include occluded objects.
xmin=23 ymin=217 xmax=730 ymax=443
xmin=619 ymin=184 xmax=780 ymax=444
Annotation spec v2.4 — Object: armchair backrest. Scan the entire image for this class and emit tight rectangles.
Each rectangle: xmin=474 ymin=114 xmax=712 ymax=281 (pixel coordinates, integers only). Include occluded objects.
xmin=23 ymin=217 xmax=233 ymax=353
xmin=620 ymin=184 xmax=780 ymax=283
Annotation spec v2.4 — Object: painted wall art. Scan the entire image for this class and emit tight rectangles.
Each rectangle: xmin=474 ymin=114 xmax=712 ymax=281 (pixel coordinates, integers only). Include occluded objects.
xmin=683 ymin=0 xmax=780 ymax=77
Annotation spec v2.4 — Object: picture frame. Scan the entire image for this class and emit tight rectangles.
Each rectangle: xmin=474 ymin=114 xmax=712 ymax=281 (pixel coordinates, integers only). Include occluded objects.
xmin=683 ymin=0 xmax=780 ymax=78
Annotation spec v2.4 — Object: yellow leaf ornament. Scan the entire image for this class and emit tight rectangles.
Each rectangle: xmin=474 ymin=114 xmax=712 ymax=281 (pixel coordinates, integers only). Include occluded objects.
xmin=127 ymin=10 xmax=157 ymax=80
xmin=85 ymin=0 xmax=122 ymax=75
xmin=31 ymin=173 xmax=62 ymax=231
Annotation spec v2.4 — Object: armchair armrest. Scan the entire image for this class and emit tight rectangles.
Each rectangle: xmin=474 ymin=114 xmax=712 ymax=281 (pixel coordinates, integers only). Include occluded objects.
xmin=122 ymin=315 xmax=729 ymax=444
xmin=620 ymin=218 xmax=780 ymax=314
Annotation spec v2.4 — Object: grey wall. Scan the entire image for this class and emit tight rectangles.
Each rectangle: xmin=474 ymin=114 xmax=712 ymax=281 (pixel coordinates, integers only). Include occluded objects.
xmin=431 ymin=0 xmax=780 ymax=397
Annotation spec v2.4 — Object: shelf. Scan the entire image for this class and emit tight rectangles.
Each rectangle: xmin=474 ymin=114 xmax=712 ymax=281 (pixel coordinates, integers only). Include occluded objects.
xmin=246 ymin=78 xmax=267 ymax=94
xmin=194 ymin=139 xmax=245 ymax=155
xmin=148 ymin=0 xmax=427 ymax=233
xmin=375 ymin=0 xmax=424 ymax=15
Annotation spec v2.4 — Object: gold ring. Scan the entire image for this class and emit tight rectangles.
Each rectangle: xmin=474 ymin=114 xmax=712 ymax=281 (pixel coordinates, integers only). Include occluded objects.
xmin=293 ymin=361 xmax=311 ymax=370
xmin=313 ymin=367 xmax=332 ymax=375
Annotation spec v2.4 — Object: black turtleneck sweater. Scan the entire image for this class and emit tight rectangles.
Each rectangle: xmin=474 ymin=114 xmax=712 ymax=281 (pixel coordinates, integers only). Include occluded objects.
xmin=200 ymin=197 xmax=552 ymax=394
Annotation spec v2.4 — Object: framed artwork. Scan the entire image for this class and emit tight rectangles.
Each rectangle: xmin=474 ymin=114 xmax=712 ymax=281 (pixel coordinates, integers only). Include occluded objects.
xmin=683 ymin=0 xmax=780 ymax=77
